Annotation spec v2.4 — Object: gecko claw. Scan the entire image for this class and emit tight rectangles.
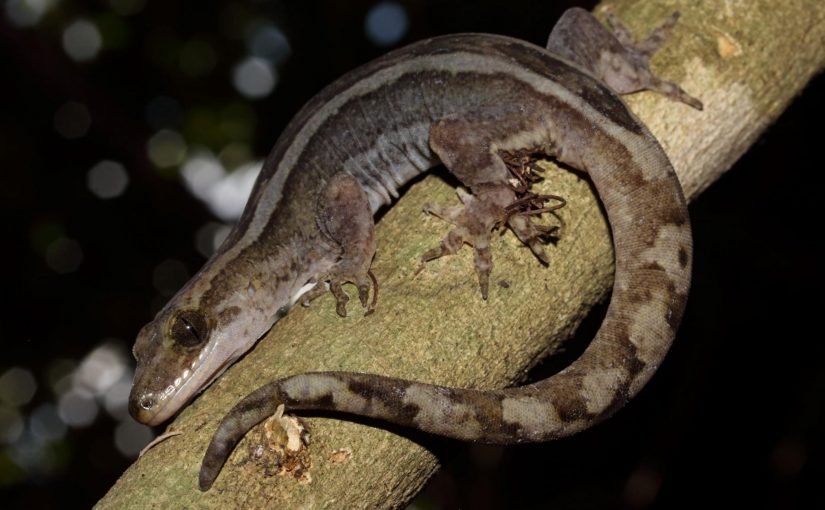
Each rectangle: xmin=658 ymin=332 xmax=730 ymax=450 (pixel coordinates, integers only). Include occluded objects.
xmin=329 ymin=281 xmax=350 ymax=317
xmin=301 ymin=270 xmax=378 ymax=317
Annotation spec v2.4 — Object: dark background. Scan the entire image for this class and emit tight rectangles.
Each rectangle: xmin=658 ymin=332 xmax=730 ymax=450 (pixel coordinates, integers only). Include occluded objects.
xmin=1 ymin=1 xmax=823 ymax=508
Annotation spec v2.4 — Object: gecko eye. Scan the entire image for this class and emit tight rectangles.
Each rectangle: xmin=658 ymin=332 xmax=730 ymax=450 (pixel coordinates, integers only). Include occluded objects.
xmin=169 ymin=310 xmax=209 ymax=348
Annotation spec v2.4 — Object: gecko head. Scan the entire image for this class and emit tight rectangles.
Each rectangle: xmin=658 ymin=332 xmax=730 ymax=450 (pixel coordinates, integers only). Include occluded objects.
xmin=128 ymin=239 xmax=328 ymax=427
xmin=128 ymin=300 xmax=253 ymax=426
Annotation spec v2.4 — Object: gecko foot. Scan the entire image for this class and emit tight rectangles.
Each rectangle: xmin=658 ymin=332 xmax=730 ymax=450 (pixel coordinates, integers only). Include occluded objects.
xmin=423 ymin=183 xmax=560 ymax=299
xmin=547 ymin=8 xmax=703 ymax=110
xmin=604 ymin=11 xmax=703 ymax=110
xmin=311 ymin=172 xmax=379 ymax=316
xmin=422 ymin=188 xmax=496 ymax=299
xmin=301 ymin=270 xmax=378 ymax=317
xmin=605 ymin=11 xmax=678 ymax=55
xmin=506 ymin=214 xmax=558 ymax=264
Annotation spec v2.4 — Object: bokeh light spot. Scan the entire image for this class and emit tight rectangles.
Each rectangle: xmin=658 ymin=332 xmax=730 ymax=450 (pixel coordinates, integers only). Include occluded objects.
xmin=220 ymin=102 xmax=256 ymax=141
xmin=114 ymin=419 xmax=154 ymax=458
xmin=73 ymin=341 xmax=128 ymax=396
xmin=232 ymin=57 xmax=277 ymax=99
xmin=0 ymin=368 xmax=37 ymax=407
xmin=0 ymin=406 xmax=24 ymax=444
xmin=218 ymin=141 xmax=252 ymax=170
xmin=365 ymin=1 xmax=409 ymax=46
xmin=87 ymin=160 xmax=129 ymax=199
xmin=181 ymin=150 xmax=225 ymax=199
xmin=29 ymin=220 xmax=63 ymax=258
xmin=103 ymin=373 xmax=133 ymax=420
xmin=182 ymin=106 xmax=222 ymax=147
xmin=152 ymin=258 xmax=189 ymax=295
xmin=181 ymin=149 xmax=259 ymax=221
xmin=5 ymin=0 xmax=56 ymax=28
xmin=247 ymin=23 xmax=291 ymax=64
xmin=62 ymin=19 xmax=103 ymax=62
xmin=209 ymin=161 xmax=259 ymax=220
xmin=53 ymin=101 xmax=91 ymax=139
xmin=147 ymin=129 xmax=187 ymax=168
xmin=181 ymin=152 xmax=263 ymax=221
xmin=195 ymin=221 xmax=231 ymax=258
xmin=45 ymin=359 xmax=76 ymax=397
xmin=45 ymin=237 xmax=83 ymax=274
xmin=213 ymin=224 xmax=231 ymax=251
xmin=29 ymin=404 xmax=67 ymax=442
xmin=57 ymin=390 xmax=98 ymax=428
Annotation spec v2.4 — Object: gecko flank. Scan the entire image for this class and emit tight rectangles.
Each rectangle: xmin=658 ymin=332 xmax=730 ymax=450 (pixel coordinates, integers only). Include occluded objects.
xmin=125 ymin=8 xmax=701 ymax=491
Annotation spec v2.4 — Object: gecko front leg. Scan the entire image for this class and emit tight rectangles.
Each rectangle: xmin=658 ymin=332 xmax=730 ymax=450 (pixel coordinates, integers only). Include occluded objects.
xmin=302 ymin=172 xmax=378 ymax=316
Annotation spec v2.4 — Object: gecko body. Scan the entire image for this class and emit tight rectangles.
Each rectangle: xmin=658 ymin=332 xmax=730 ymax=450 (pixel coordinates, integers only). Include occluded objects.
xmin=127 ymin=8 xmax=701 ymax=490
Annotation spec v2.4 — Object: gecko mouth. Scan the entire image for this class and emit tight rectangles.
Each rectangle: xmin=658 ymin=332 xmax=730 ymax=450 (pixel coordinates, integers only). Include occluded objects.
xmin=130 ymin=300 xmax=292 ymax=426
xmin=129 ymin=345 xmax=239 ymax=426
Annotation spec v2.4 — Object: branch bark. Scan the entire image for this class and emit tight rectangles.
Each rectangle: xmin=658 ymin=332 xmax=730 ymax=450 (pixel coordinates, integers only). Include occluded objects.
xmin=96 ymin=0 xmax=825 ymax=508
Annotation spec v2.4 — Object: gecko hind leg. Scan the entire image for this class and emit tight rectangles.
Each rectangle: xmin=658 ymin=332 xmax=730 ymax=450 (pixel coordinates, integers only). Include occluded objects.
xmin=307 ymin=172 xmax=378 ymax=317
xmin=425 ymin=187 xmax=561 ymax=262
xmin=423 ymin=118 xmax=555 ymax=299
xmin=605 ymin=10 xmax=676 ymax=56
xmin=547 ymin=7 xmax=703 ymax=110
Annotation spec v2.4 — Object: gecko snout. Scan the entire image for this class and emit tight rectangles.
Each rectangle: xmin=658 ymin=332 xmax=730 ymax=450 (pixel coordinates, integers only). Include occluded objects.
xmin=128 ymin=390 xmax=157 ymax=424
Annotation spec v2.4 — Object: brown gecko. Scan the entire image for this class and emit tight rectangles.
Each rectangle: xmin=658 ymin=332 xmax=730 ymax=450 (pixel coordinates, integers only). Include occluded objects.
xmin=126 ymin=8 xmax=701 ymax=490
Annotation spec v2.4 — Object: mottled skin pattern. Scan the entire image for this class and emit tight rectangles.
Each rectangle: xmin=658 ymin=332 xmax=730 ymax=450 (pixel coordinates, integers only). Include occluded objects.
xmin=125 ymin=8 xmax=701 ymax=491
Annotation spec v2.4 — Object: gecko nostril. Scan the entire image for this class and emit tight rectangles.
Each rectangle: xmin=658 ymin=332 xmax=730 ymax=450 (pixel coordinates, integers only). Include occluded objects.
xmin=140 ymin=396 xmax=155 ymax=410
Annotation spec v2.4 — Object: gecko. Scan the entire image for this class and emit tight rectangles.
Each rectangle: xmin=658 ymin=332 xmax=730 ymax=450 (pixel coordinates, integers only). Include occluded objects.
xmin=127 ymin=8 xmax=701 ymax=491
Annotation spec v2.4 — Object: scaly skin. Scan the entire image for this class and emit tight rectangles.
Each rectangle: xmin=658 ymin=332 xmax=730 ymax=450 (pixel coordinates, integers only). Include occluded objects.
xmin=125 ymin=8 xmax=700 ymax=491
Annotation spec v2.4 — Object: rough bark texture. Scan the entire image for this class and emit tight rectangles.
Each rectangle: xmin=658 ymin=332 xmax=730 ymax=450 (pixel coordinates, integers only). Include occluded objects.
xmin=97 ymin=1 xmax=825 ymax=508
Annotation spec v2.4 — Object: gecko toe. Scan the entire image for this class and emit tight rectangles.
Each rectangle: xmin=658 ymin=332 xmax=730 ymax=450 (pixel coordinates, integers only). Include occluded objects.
xmin=421 ymin=226 xmax=469 ymax=262
xmin=329 ymin=281 xmax=350 ymax=317
xmin=302 ymin=269 xmax=378 ymax=317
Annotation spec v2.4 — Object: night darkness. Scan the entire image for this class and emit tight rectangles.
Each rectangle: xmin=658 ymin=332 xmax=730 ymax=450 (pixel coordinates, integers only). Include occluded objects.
xmin=1 ymin=1 xmax=823 ymax=508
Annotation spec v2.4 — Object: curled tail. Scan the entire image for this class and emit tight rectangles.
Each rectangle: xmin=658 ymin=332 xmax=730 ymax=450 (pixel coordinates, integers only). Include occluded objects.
xmin=200 ymin=141 xmax=692 ymax=491
xmin=199 ymin=8 xmax=697 ymax=491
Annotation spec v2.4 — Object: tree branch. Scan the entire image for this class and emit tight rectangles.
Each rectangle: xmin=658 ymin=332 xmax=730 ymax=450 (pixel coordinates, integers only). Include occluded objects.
xmin=96 ymin=0 xmax=825 ymax=508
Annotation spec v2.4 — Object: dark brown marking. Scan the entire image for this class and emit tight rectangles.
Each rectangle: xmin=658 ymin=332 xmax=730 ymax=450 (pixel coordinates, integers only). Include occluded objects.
xmin=230 ymin=394 xmax=276 ymax=419
xmin=594 ymin=328 xmax=646 ymax=418
xmin=599 ymin=385 xmax=632 ymax=419
xmin=644 ymin=184 xmax=690 ymax=228
xmin=626 ymin=286 xmax=653 ymax=304
xmin=550 ymin=376 xmax=591 ymax=423
xmin=216 ymin=306 xmax=241 ymax=326
xmin=554 ymin=395 xmax=589 ymax=423
xmin=347 ymin=378 xmax=420 ymax=424
xmin=641 ymin=261 xmax=665 ymax=273
xmin=678 ymin=246 xmax=689 ymax=268
xmin=664 ymin=291 xmax=689 ymax=331
xmin=622 ymin=343 xmax=647 ymax=378
xmin=450 ymin=391 xmax=523 ymax=438
xmin=301 ymin=392 xmax=336 ymax=410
